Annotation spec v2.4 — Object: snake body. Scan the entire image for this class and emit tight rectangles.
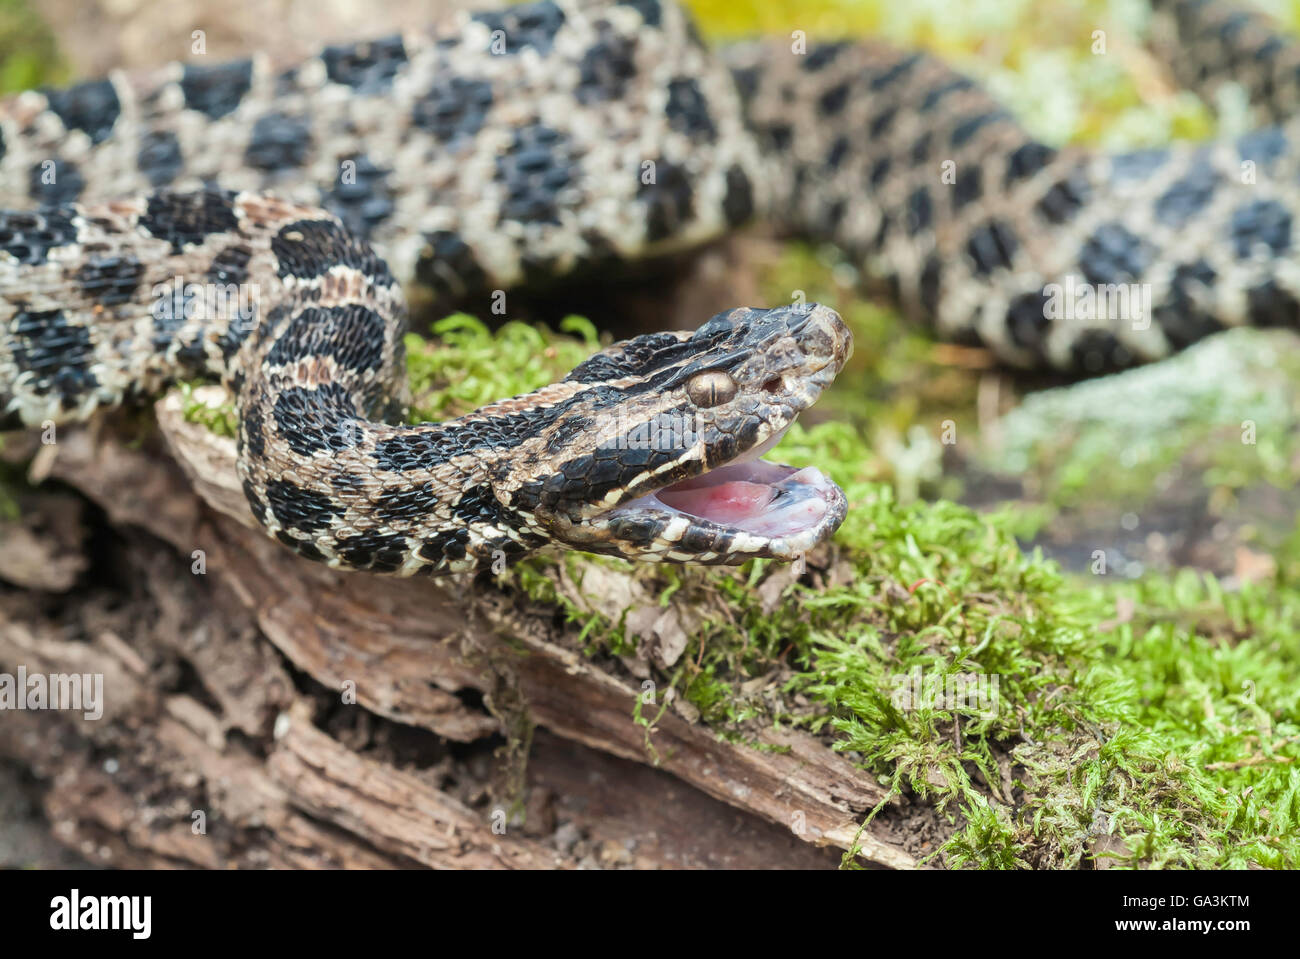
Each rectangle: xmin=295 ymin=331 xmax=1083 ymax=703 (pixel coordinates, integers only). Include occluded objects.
xmin=0 ymin=0 xmax=1297 ymax=573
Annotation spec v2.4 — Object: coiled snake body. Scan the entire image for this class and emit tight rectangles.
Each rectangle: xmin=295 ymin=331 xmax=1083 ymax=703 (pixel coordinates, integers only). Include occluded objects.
xmin=0 ymin=0 xmax=1295 ymax=574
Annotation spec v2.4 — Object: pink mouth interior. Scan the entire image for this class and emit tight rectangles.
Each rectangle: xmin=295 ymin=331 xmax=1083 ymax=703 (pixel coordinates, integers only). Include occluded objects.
xmin=655 ymin=462 xmax=833 ymax=537
xmin=605 ymin=422 xmax=842 ymax=541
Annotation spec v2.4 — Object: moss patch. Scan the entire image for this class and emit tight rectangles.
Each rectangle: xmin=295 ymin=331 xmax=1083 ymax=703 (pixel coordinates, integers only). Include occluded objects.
xmin=390 ymin=317 xmax=1299 ymax=870
xmin=0 ymin=0 xmax=66 ymax=93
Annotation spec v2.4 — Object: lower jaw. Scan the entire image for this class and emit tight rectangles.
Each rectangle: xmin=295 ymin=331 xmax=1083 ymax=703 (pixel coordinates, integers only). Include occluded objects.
xmin=615 ymin=458 xmax=848 ymax=556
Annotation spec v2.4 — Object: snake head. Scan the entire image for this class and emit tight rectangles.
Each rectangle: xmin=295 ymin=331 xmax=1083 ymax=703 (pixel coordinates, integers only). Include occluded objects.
xmin=502 ymin=303 xmax=852 ymax=564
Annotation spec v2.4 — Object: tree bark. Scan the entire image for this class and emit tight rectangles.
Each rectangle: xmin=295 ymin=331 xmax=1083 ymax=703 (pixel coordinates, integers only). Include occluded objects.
xmin=0 ymin=390 xmax=929 ymax=869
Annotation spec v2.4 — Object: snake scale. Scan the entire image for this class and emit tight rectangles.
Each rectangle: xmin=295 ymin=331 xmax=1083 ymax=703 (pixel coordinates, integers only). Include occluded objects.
xmin=0 ymin=0 xmax=1297 ymax=575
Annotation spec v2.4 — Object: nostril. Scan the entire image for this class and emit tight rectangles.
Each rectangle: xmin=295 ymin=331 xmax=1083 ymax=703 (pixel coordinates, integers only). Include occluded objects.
xmin=762 ymin=377 xmax=783 ymax=393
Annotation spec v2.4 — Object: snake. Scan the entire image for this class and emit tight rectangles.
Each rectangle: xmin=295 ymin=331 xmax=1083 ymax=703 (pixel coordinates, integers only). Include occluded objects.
xmin=0 ymin=0 xmax=1296 ymax=575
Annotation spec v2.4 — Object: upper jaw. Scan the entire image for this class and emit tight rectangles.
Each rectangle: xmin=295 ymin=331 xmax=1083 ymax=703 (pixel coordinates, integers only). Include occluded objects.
xmin=595 ymin=423 xmax=849 ymax=560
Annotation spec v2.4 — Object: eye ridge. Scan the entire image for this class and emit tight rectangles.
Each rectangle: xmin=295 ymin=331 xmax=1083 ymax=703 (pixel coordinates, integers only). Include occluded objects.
xmin=686 ymin=370 xmax=737 ymax=407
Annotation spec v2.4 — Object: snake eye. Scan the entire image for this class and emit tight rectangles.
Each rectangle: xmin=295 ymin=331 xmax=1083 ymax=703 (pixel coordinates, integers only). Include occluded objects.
xmin=686 ymin=371 xmax=737 ymax=408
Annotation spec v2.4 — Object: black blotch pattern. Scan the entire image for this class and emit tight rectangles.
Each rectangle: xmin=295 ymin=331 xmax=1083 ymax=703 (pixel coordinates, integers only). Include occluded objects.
xmin=472 ymin=0 xmax=566 ymax=55
xmin=209 ymin=245 xmax=256 ymax=361
xmin=869 ymin=54 xmax=921 ymax=90
xmin=910 ymin=133 xmax=932 ymax=166
xmin=729 ymin=65 xmax=760 ymax=108
xmin=139 ymin=188 xmax=239 ymax=254
xmin=332 ymin=530 xmax=411 ymax=572
xmin=952 ymin=166 xmax=982 ymax=210
xmin=75 ymin=255 xmax=145 ymax=307
xmin=218 ymin=317 xmax=256 ymax=361
xmin=242 ymin=399 xmax=266 ymax=459
xmin=965 ymin=220 xmax=1018 ymax=275
xmin=541 ymin=442 xmax=668 ymax=508
xmin=374 ymin=481 xmax=437 ymax=523
xmin=411 ymin=76 xmax=493 ymax=144
xmin=324 ymin=154 xmax=394 ymax=239
xmin=271 ymin=383 xmax=361 ymax=457
xmin=137 ymin=130 xmax=184 ymax=187
xmin=280 ymin=534 xmax=326 ymax=563
xmin=1246 ymin=280 xmax=1300 ymax=328
xmin=1110 ymin=148 xmax=1169 ymax=182
xmin=449 ymin=484 xmax=511 ymax=530
xmin=271 ymin=218 xmax=393 ymax=284
xmin=639 ymin=159 xmax=693 ymax=242
xmin=8 ymin=309 xmax=97 ymax=407
xmin=919 ymin=255 xmax=942 ymax=317
xmin=818 ymin=198 xmax=846 ymax=233
xmin=208 ymin=244 xmax=251 ymax=287
xmin=321 ymin=34 xmax=407 ymax=92
xmin=0 ymin=209 xmax=78 ymax=264
xmin=1154 ymin=162 xmax=1219 ymax=227
xmin=1036 ymin=169 xmax=1090 ymax=225
xmin=1154 ymin=259 xmax=1221 ymax=350
xmin=722 ymin=165 xmax=753 ymax=227
xmin=1070 ymin=330 xmax=1132 ymax=373
xmin=919 ymin=77 xmax=973 ymax=111
xmin=825 ymin=136 xmax=850 ymax=171
xmin=804 ymin=43 xmax=849 ymax=72
xmin=180 ymin=60 xmax=253 ymax=119
xmin=1080 ymin=223 xmax=1149 ymax=284
xmin=495 ymin=124 xmax=572 ymax=224
xmin=265 ymin=304 xmax=387 ymax=377
xmin=241 ymin=478 xmax=267 ymax=523
xmin=869 ymin=106 xmax=897 ymax=138
xmin=1236 ymin=127 xmax=1287 ymax=168
xmin=1005 ymin=142 xmax=1057 ymax=184
xmin=906 ymin=187 xmax=932 ymax=233
xmin=665 ymin=77 xmax=716 ymax=140
xmin=871 ymin=210 xmax=893 ymax=252
xmin=577 ymin=28 xmax=637 ymax=103
xmin=265 ymin=479 xmax=338 ymax=534
xmin=28 ymin=160 xmax=85 ymax=205
xmin=416 ymin=229 xmax=488 ymax=297
xmin=373 ymin=428 xmax=470 ymax=471
xmin=1230 ymin=199 xmax=1292 ymax=258
xmin=244 ymin=112 xmax=312 ymax=171
xmin=43 ymin=79 xmax=120 ymax=145
xmin=868 ymin=157 xmax=891 ymax=189
xmin=150 ymin=282 xmax=186 ymax=349
xmin=763 ymin=123 xmax=792 ymax=151
xmin=417 ymin=528 xmax=473 ymax=566
xmin=950 ymin=112 xmax=1003 ymax=148
xmin=818 ymin=81 xmax=851 ymax=116
xmin=1006 ymin=291 xmax=1052 ymax=355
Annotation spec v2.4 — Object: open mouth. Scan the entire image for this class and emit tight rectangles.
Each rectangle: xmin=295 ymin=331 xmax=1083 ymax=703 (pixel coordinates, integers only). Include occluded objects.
xmin=607 ymin=422 xmax=847 ymax=549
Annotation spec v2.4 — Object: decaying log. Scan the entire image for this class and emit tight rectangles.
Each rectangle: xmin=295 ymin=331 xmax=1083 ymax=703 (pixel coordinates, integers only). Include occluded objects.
xmin=0 ymin=388 xmax=930 ymax=869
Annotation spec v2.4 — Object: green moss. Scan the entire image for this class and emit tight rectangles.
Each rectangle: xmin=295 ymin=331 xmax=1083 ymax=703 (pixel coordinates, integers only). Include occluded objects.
xmin=167 ymin=307 xmax=1300 ymax=868
xmin=178 ymin=383 xmax=238 ymax=438
xmin=987 ymin=329 xmax=1300 ymax=508
xmin=413 ymin=317 xmax=1299 ymax=869
xmin=0 ymin=0 xmax=67 ymax=93
xmin=405 ymin=314 xmax=601 ymax=422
